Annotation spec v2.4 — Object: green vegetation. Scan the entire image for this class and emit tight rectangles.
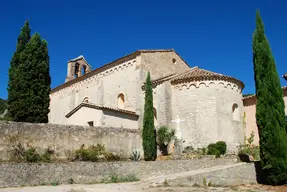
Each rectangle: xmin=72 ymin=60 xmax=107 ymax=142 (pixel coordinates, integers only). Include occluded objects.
xmin=157 ymin=126 xmax=175 ymax=155
xmin=183 ymin=146 xmax=207 ymax=155
xmin=0 ymin=98 xmax=7 ymax=114
xmin=130 ymin=150 xmax=141 ymax=161
xmin=10 ymin=143 xmax=55 ymax=163
xmin=207 ymin=141 xmax=227 ymax=158
xmin=252 ymin=10 xmax=287 ymax=185
xmin=215 ymin=141 xmax=227 ymax=155
xmin=0 ymin=98 xmax=12 ymax=121
xmin=101 ymin=174 xmax=139 ymax=184
xmin=238 ymin=131 xmax=260 ymax=161
xmin=7 ymin=21 xmax=51 ymax=123
xmin=142 ymin=72 xmax=157 ymax=161
xmin=74 ymin=144 xmax=120 ymax=162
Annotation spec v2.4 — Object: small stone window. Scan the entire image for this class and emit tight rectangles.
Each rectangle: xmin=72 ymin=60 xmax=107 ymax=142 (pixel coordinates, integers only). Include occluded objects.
xmin=88 ymin=121 xmax=94 ymax=127
xmin=232 ymin=103 xmax=240 ymax=121
xmin=117 ymin=93 xmax=125 ymax=109
xmin=83 ymin=97 xmax=90 ymax=103
xmin=172 ymin=58 xmax=177 ymax=64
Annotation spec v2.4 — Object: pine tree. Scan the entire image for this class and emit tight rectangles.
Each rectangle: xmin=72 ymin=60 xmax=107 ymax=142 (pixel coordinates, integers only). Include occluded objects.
xmin=253 ymin=10 xmax=287 ymax=185
xmin=142 ymin=72 xmax=157 ymax=161
xmin=16 ymin=33 xmax=51 ymax=123
xmin=7 ymin=21 xmax=31 ymax=121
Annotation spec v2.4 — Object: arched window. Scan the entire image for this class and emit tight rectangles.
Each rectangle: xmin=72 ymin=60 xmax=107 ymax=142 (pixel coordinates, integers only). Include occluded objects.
xmin=83 ymin=97 xmax=90 ymax=103
xmin=82 ymin=65 xmax=87 ymax=75
xmin=232 ymin=103 xmax=240 ymax=121
xmin=74 ymin=63 xmax=80 ymax=78
xmin=117 ymin=93 xmax=125 ymax=109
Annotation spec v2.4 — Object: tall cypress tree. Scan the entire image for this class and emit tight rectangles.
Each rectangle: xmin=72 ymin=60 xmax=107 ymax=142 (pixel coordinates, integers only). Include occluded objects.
xmin=142 ymin=72 xmax=157 ymax=161
xmin=17 ymin=33 xmax=51 ymax=123
xmin=7 ymin=21 xmax=31 ymax=121
xmin=253 ymin=10 xmax=287 ymax=185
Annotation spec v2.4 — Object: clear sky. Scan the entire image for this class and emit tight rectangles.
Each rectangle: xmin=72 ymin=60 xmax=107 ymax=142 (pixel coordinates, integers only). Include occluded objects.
xmin=1 ymin=0 xmax=286 ymax=99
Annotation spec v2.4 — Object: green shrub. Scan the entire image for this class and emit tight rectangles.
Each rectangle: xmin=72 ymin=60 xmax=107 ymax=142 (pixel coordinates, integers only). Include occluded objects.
xmin=207 ymin=143 xmax=218 ymax=155
xmin=41 ymin=147 xmax=55 ymax=163
xmin=101 ymin=174 xmax=139 ymax=184
xmin=157 ymin=126 xmax=175 ymax=155
xmin=207 ymin=141 xmax=227 ymax=157
xmin=74 ymin=144 xmax=120 ymax=162
xmin=183 ymin=146 xmax=194 ymax=154
xmin=238 ymin=131 xmax=260 ymax=161
xmin=104 ymin=152 xmax=120 ymax=161
xmin=130 ymin=150 xmax=141 ymax=161
xmin=74 ymin=144 xmax=99 ymax=162
xmin=24 ymin=147 xmax=41 ymax=162
xmin=215 ymin=141 xmax=227 ymax=155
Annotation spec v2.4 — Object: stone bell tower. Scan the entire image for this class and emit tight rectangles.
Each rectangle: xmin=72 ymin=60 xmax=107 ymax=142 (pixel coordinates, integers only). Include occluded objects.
xmin=65 ymin=55 xmax=92 ymax=83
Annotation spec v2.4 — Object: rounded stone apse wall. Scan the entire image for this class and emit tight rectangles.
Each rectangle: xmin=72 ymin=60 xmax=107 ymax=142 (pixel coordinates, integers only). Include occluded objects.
xmin=172 ymin=80 xmax=244 ymax=153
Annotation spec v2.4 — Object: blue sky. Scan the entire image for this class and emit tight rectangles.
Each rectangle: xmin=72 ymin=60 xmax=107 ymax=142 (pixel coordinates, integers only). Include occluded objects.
xmin=0 ymin=0 xmax=286 ymax=99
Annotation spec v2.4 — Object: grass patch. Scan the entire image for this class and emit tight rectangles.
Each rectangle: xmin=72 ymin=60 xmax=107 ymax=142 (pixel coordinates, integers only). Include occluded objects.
xmin=101 ymin=174 xmax=139 ymax=184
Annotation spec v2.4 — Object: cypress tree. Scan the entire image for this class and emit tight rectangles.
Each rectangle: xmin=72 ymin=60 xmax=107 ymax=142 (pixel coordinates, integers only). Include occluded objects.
xmin=7 ymin=21 xmax=31 ymax=121
xmin=17 ymin=33 xmax=51 ymax=123
xmin=253 ymin=10 xmax=287 ymax=185
xmin=142 ymin=72 xmax=157 ymax=161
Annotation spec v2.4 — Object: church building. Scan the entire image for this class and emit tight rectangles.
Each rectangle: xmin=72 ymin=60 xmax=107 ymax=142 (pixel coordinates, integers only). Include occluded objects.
xmin=49 ymin=49 xmax=245 ymax=152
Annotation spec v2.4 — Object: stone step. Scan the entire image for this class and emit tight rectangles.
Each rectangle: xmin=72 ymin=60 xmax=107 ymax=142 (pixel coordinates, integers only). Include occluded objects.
xmin=145 ymin=162 xmax=257 ymax=187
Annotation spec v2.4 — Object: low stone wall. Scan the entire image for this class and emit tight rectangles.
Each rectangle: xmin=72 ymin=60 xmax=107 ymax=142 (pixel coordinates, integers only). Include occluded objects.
xmin=0 ymin=121 xmax=142 ymax=160
xmin=0 ymin=157 xmax=238 ymax=188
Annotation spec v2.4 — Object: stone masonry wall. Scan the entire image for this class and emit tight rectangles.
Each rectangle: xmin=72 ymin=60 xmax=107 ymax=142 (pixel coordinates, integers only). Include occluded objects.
xmin=0 ymin=157 xmax=238 ymax=188
xmin=141 ymin=51 xmax=190 ymax=79
xmin=172 ymin=80 xmax=244 ymax=152
xmin=49 ymin=55 xmax=141 ymax=125
xmin=0 ymin=121 xmax=142 ymax=161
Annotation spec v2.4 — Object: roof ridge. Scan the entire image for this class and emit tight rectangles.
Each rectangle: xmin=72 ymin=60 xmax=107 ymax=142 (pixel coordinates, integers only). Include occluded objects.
xmin=196 ymin=67 xmax=225 ymax=76
xmin=170 ymin=66 xmax=199 ymax=80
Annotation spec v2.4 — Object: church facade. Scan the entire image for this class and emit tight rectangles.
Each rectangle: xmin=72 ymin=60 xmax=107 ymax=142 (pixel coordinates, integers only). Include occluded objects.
xmin=49 ymin=49 xmax=245 ymax=152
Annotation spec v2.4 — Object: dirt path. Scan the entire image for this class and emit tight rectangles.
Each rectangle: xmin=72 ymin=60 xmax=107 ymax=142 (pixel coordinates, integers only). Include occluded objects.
xmin=0 ymin=182 xmax=279 ymax=192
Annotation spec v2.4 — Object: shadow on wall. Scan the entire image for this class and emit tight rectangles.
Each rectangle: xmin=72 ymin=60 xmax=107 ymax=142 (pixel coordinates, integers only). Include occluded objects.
xmin=103 ymin=110 xmax=139 ymax=121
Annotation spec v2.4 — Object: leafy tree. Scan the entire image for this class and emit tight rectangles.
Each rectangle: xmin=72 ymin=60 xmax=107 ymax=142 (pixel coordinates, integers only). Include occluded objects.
xmin=253 ymin=10 xmax=287 ymax=185
xmin=142 ymin=72 xmax=157 ymax=161
xmin=7 ymin=21 xmax=31 ymax=121
xmin=0 ymin=98 xmax=7 ymax=114
xmin=16 ymin=33 xmax=51 ymax=123
xmin=7 ymin=21 xmax=51 ymax=123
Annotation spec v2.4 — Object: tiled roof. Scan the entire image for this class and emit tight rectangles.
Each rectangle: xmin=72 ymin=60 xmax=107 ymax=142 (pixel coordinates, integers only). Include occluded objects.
xmin=142 ymin=66 xmax=245 ymax=89
xmin=65 ymin=102 xmax=139 ymax=118
xmin=51 ymin=49 xmax=185 ymax=94
xmin=170 ymin=67 xmax=244 ymax=88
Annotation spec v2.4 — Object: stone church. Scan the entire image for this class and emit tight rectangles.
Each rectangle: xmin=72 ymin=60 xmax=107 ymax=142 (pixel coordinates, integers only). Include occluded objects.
xmin=49 ymin=49 xmax=244 ymax=152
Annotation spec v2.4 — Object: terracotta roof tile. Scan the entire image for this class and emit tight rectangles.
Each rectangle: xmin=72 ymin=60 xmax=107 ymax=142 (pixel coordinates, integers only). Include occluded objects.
xmin=170 ymin=67 xmax=244 ymax=88
xmin=65 ymin=102 xmax=139 ymax=118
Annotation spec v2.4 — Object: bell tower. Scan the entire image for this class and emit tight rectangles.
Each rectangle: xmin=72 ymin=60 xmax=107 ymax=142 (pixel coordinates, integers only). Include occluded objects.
xmin=65 ymin=55 xmax=92 ymax=82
